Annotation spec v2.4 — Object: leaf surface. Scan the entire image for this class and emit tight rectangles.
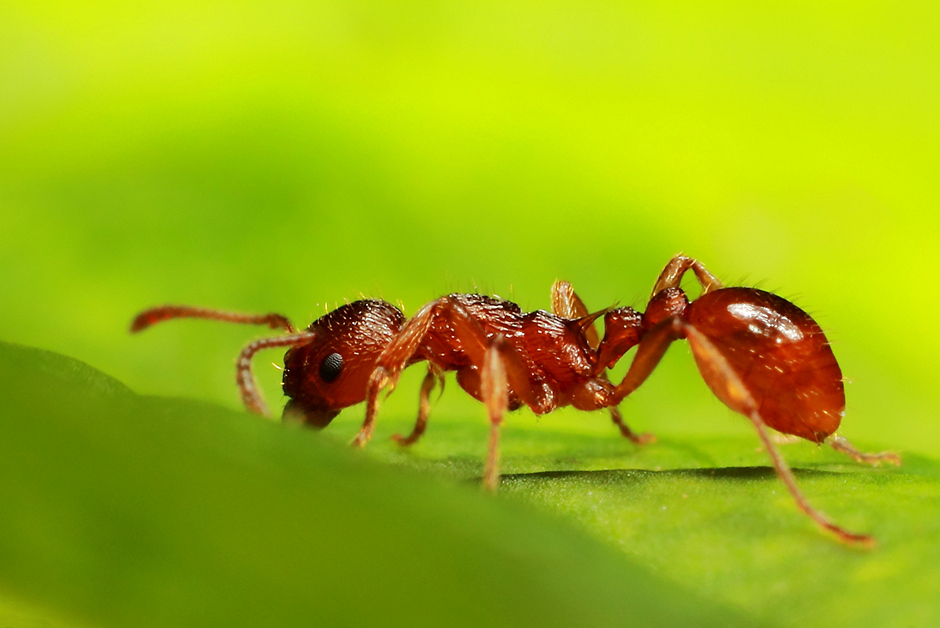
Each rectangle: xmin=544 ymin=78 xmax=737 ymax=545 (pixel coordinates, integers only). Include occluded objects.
xmin=0 ymin=342 xmax=747 ymax=627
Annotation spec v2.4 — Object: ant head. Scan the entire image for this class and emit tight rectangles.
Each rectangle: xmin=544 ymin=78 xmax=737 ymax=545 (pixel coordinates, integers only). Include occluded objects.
xmin=281 ymin=300 xmax=404 ymax=428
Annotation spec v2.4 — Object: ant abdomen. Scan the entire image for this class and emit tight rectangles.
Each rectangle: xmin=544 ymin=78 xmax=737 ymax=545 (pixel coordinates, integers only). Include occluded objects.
xmin=685 ymin=287 xmax=844 ymax=442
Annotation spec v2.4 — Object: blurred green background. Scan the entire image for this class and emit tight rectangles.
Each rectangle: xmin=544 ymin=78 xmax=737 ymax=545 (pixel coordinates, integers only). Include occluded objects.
xmin=2 ymin=1 xmax=938 ymax=452
xmin=2 ymin=1 xmax=939 ymax=626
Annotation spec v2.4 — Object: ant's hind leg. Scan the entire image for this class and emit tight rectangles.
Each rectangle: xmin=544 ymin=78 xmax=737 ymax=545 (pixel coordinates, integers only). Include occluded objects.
xmin=392 ymin=365 xmax=445 ymax=447
xmin=683 ymin=324 xmax=876 ymax=547
xmin=828 ymin=435 xmax=901 ymax=466
xmin=605 ymin=318 xmax=683 ymax=441
xmin=608 ymin=406 xmax=656 ymax=445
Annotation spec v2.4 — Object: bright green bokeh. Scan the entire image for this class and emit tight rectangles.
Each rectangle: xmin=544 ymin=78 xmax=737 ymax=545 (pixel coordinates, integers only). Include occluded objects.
xmin=2 ymin=1 xmax=939 ymax=625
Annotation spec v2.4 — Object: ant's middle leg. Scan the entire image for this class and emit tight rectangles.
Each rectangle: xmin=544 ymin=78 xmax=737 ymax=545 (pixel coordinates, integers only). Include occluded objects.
xmin=611 ymin=317 xmax=685 ymax=403
xmin=652 ymin=255 xmax=723 ymax=297
xmin=474 ymin=333 xmax=556 ymax=490
xmin=480 ymin=336 xmax=510 ymax=491
xmin=553 ymin=279 xmax=651 ymax=442
xmin=608 ymin=406 xmax=656 ymax=445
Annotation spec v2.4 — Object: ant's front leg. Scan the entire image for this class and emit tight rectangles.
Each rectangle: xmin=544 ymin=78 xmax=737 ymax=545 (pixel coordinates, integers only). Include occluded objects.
xmin=354 ymin=297 xmax=555 ymax=491
xmin=391 ymin=364 xmax=445 ymax=447
xmin=355 ymin=296 xmax=537 ymax=448
xmin=353 ymin=299 xmax=455 ymax=448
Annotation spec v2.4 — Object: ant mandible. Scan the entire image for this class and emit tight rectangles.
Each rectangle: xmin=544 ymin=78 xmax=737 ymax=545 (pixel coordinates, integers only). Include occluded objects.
xmin=132 ymin=255 xmax=899 ymax=546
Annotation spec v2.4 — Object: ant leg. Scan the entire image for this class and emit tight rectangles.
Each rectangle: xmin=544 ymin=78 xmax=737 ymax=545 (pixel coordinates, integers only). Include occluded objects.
xmin=354 ymin=298 xmax=556 ymax=493
xmin=477 ymin=333 xmax=559 ymax=490
xmin=827 ymin=435 xmax=901 ymax=466
xmin=481 ymin=336 xmax=510 ymax=491
xmin=608 ymin=406 xmax=656 ymax=444
xmin=131 ymin=305 xmax=295 ymax=333
xmin=555 ymin=282 xmax=649 ymax=442
xmin=551 ymin=280 xmax=601 ymax=349
xmin=354 ymin=298 xmax=461 ymax=448
xmin=683 ymin=324 xmax=876 ymax=547
xmin=601 ymin=318 xmax=683 ymax=442
xmin=391 ymin=365 xmax=445 ymax=446
xmin=652 ymin=255 xmax=723 ymax=297
xmin=612 ymin=318 xmax=684 ymax=403
xmin=236 ymin=331 xmax=317 ymax=415
xmin=749 ymin=409 xmax=874 ymax=547
xmin=356 ymin=296 xmax=531 ymax=447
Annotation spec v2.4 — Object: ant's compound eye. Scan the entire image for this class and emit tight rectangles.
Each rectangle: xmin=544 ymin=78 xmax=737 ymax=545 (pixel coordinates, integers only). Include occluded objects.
xmin=319 ymin=352 xmax=344 ymax=383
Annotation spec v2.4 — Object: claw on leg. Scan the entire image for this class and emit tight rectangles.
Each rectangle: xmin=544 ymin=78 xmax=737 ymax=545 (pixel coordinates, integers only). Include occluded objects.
xmin=609 ymin=406 xmax=656 ymax=445
xmin=828 ymin=435 xmax=901 ymax=466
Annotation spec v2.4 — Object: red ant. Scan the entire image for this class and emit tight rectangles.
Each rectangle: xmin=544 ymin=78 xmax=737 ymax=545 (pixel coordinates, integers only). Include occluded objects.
xmin=132 ymin=255 xmax=899 ymax=546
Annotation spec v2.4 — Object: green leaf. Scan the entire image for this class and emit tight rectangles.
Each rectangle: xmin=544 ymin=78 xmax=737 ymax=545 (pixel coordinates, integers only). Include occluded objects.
xmin=0 ymin=342 xmax=749 ymax=627
xmin=334 ymin=370 xmax=940 ymax=627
